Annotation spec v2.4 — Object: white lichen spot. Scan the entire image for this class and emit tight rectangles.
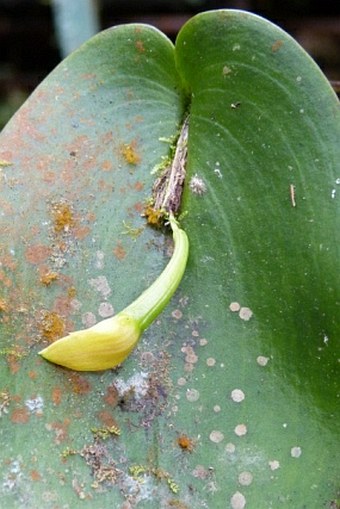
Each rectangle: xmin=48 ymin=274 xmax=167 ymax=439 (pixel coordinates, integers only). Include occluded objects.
xmin=233 ymin=43 xmax=241 ymax=51
xmin=213 ymin=405 xmax=221 ymax=413
xmin=296 ymin=76 xmax=302 ymax=83
xmin=238 ymin=471 xmax=253 ymax=486
xmin=70 ymin=298 xmax=82 ymax=311
xmin=239 ymin=307 xmax=253 ymax=321
xmin=3 ymin=459 xmax=23 ymax=491
xmin=186 ymin=388 xmax=200 ymax=402
xmin=231 ymin=389 xmax=245 ymax=403
xmin=82 ymin=311 xmax=97 ymax=328
xmin=181 ymin=345 xmax=198 ymax=364
xmin=229 ymin=302 xmax=241 ymax=312
xmin=291 ymin=446 xmax=302 ymax=458
xmin=192 ymin=465 xmax=210 ymax=479
xmin=98 ymin=302 xmax=114 ymax=318
xmin=225 ymin=442 xmax=236 ymax=454
xmin=335 ymin=177 xmax=340 ymax=185
xmin=331 ymin=189 xmax=336 ymax=199
xmin=257 ymin=355 xmax=269 ymax=366
xmin=206 ymin=357 xmax=216 ymax=367
xmin=231 ymin=491 xmax=246 ymax=509
xmin=222 ymin=65 xmax=232 ymax=76
xmin=189 ymin=174 xmax=207 ymax=195
xmin=89 ymin=275 xmax=111 ymax=298
xmin=209 ymin=430 xmax=224 ymax=443
xmin=234 ymin=424 xmax=247 ymax=437
xmin=171 ymin=309 xmax=183 ymax=320
xmin=214 ymin=167 xmax=223 ymax=179
xmin=25 ymin=395 xmax=44 ymax=415
xmin=95 ymin=250 xmax=105 ymax=269
xmin=269 ymin=460 xmax=280 ymax=470
xmin=115 ymin=372 xmax=149 ymax=400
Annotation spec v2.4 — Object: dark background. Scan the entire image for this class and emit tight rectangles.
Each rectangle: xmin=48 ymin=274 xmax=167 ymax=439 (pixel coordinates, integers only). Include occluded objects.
xmin=1 ymin=0 xmax=339 ymax=129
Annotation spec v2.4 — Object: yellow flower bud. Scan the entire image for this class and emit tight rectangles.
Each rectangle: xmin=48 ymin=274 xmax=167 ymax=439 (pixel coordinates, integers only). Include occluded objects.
xmin=39 ymin=215 xmax=189 ymax=371
xmin=39 ymin=313 xmax=140 ymax=371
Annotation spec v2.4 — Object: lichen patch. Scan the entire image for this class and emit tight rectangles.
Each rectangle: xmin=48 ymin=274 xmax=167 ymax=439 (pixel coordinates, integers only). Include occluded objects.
xmin=231 ymin=389 xmax=245 ymax=403
xmin=238 ymin=471 xmax=253 ymax=486
xmin=256 ymin=355 xmax=269 ymax=366
xmin=186 ymin=388 xmax=200 ymax=402
xmin=291 ymin=446 xmax=302 ymax=458
xmin=231 ymin=491 xmax=246 ymax=509
xmin=229 ymin=301 xmax=241 ymax=312
xmin=209 ymin=430 xmax=224 ymax=443
xmin=239 ymin=307 xmax=253 ymax=321
xmin=269 ymin=460 xmax=280 ymax=471
xmin=234 ymin=424 xmax=247 ymax=437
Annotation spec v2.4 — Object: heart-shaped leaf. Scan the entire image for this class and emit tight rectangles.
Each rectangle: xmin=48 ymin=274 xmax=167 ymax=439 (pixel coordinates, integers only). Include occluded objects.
xmin=1 ymin=10 xmax=339 ymax=509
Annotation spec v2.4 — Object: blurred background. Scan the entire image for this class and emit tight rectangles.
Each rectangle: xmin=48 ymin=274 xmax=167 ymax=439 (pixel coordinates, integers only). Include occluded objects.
xmin=0 ymin=0 xmax=339 ymax=130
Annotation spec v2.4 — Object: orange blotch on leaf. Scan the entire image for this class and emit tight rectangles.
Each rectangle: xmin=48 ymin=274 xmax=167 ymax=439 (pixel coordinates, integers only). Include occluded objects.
xmin=0 ymin=298 xmax=8 ymax=312
xmin=39 ymin=311 xmax=65 ymax=342
xmin=120 ymin=142 xmax=141 ymax=165
xmin=40 ymin=271 xmax=59 ymax=286
xmin=143 ymin=205 xmax=165 ymax=227
xmin=177 ymin=434 xmax=195 ymax=452
xmin=51 ymin=202 xmax=75 ymax=234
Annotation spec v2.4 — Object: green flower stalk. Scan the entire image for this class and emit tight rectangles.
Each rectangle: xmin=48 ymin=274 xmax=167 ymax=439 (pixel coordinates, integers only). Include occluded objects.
xmin=39 ymin=215 xmax=189 ymax=371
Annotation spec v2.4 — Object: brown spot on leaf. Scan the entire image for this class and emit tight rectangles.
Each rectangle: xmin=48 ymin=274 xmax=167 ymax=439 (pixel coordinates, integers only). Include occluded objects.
xmin=30 ymin=470 xmax=41 ymax=481
xmin=103 ymin=385 xmax=119 ymax=407
xmin=97 ymin=410 xmax=120 ymax=429
xmin=135 ymin=40 xmax=146 ymax=53
xmin=7 ymin=356 xmax=21 ymax=375
xmin=69 ymin=373 xmax=91 ymax=395
xmin=11 ymin=407 xmax=30 ymax=424
xmin=48 ymin=419 xmax=70 ymax=444
xmin=113 ymin=241 xmax=126 ymax=260
xmin=134 ymin=181 xmax=144 ymax=192
xmin=0 ymin=270 xmax=12 ymax=288
xmin=272 ymin=39 xmax=284 ymax=52
xmin=101 ymin=160 xmax=113 ymax=172
xmin=52 ymin=386 xmax=63 ymax=406
xmin=25 ymin=244 xmax=51 ymax=265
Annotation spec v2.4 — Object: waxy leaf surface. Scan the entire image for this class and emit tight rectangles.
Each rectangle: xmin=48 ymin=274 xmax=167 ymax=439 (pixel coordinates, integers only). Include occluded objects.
xmin=0 ymin=10 xmax=339 ymax=509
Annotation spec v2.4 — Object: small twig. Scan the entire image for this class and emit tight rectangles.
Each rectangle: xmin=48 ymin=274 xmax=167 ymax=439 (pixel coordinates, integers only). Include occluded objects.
xmin=152 ymin=115 xmax=189 ymax=216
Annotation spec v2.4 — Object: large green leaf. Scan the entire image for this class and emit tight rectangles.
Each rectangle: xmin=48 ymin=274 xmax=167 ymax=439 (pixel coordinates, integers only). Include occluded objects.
xmin=1 ymin=10 xmax=339 ymax=509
